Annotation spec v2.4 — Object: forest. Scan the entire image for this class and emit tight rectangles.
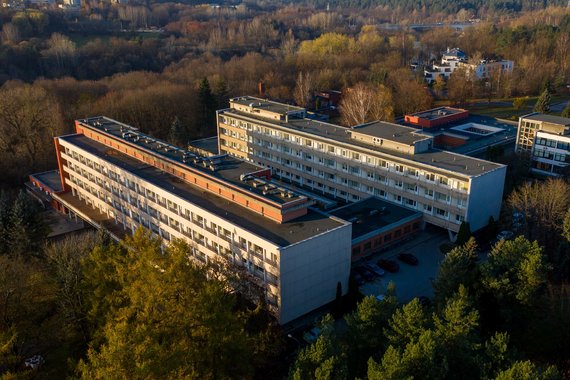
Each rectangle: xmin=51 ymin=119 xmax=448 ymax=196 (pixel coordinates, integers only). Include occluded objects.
xmin=1 ymin=0 xmax=570 ymax=378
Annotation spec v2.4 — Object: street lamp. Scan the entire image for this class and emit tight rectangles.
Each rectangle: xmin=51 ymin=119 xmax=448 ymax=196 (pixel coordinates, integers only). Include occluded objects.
xmin=287 ymin=333 xmax=301 ymax=350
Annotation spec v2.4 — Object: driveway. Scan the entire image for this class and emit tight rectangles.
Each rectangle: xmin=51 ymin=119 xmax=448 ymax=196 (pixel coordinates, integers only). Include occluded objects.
xmin=358 ymin=229 xmax=449 ymax=303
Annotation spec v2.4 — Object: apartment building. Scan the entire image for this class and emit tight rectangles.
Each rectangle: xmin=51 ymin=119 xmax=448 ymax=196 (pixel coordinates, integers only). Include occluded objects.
xmin=217 ymin=97 xmax=507 ymax=235
xmin=50 ymin=117 xmax=352 ymax=324
xmin=516 ymin=113 xmax=570 ymax=176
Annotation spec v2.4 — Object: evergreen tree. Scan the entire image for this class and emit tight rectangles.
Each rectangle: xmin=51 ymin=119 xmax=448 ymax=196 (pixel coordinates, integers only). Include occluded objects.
xmin=168 ymin=116 xmax=186 ymax=148
xmin=433 ymin=238 xmax=479 ymax=308
xmin=533 ymin=89 xmax=551 ymax=113
xmin=198 ymin=77 xmax=217 ymax=133
xmin=7 ymin=191 xmax=48 ymax=256
xmin=455 ymin=221 xmax=471 ymax=246
xmin=290 ymin=314 xmax=347 ymax=380
xmin=212 ymin=77 xmax=229 ymax=110
xmin=79 ymin=229 xmax=254 ymax=378
xmin=345 ymin=293 xmax=397 ymax=377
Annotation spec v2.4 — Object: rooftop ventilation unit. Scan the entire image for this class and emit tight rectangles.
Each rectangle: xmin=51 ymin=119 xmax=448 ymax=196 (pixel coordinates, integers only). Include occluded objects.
xmin=239 ymin=174 xmax=254 ymax=182
xmin=252 ymin=179 xmax=266 ymax=188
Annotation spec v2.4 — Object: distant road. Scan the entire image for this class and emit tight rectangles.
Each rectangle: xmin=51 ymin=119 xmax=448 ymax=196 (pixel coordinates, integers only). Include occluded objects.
xmin=378 ymin=22 xmax=478 ymax=31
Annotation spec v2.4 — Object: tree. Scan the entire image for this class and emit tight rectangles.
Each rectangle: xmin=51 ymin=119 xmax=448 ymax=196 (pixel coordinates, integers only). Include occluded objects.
xmin=507 ymin=179 xmax=570 ymax=248
xmin=44 ymin=231 xmax=100 ymax=343
xmin=41 ymin=33 xmax=77 ymax=76
xmin=368 ymin=329 xmax=447 ymax=380
xmin=432 ymin=238 xmax=479 ymax=308
xmin=198 ymin=77 xmax=217 ymax=134
xmin=455 ymin=221 xmax=471 ymax=246
xmin=433 ymin=75 xmax=446 ymax=98
xmin=293 ymin=71 xmax=313 ymax=108
xmin=494 ymin=361 xmax=561 ymax=380
xmin=512 ymin=97 xmax=526 ymax=111
xmin=339 ymin=83 xmax=394 ymax=126
xmin=447 ymin=68 xmax=472 ymax=106
xmin=433 ymin=285 xmax=480 ymax=379
xmin=481 ymin=237 xmax=548 ymax=307
xmin=290 ymin=314 xmax=347 ymax=380
xmin=345 ymin=294 xmax=397 ymax=377
xmin=168 ymin=116 xmax=186 ymax=148
xmin=79 ymin=230 xmax=254 ymax=379
xmin=6 ymin=191 xmax=49 ymax=256
xmin=534 ymin=88 xmax=551 ymax=113
xmin=385 ymin=298 xmax=430 ymax=349
xmin=0 ymin=84 xmax=64 ymax=184
xmin=561 ymin=102 xmax=570 ymax=118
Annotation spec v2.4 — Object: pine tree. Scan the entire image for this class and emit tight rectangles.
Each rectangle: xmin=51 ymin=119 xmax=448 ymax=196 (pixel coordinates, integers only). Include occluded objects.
xmin=168 ymin=116 xmax=186 ymax=148
xmin=533 ymin=89 xmax=551 ymax=113
xmin=456 ymin=221 xmax=471 ymax=246
xmin=198 ymin=77 xmax=217 ymax=133
xmin=212 ymin=77 xmax=229 ymax=110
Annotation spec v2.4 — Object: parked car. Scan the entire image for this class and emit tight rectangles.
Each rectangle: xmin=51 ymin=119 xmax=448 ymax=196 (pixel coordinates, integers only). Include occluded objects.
xmin=353 ymin=272 xmax=365 ymax=286
xmin=377 ymin=259 xmax=400 ymax=273
xmin=354 ymin=267 xmax=375 ymax=282
xmin=397 ymin=253 xmax=419 ymax=265
xmin=303 ymin=327 xmax=321 ymax=344
xmin=496 ymin=230 xmax=514 ymax=241
xmin=365 ymin=263 xmax=386 ymax=277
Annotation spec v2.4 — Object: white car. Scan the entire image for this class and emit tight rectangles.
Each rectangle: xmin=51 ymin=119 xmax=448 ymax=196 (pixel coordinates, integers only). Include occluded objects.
xmin=496 ymin=230 xmax=514 ymax=241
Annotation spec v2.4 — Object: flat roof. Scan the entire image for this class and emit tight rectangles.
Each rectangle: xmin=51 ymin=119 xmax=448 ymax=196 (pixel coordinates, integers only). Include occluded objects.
xmin=401 ymin=114 xmax=518 ymax=156
xmin=222 ymin=109 xmax=504 ymax=177
xmin=59 ymin=134 xmax=345 ymax=246
xmin=407 ymin=107 xmax=468 ymax=121
xmin=188 ymin=136 xmax=219 ymax=156
xmin=329 ymin=197 xmax=421 ymax=241
xmin=30 ymin=170 xmax=63 ymax=192
xmin=523 ymin=114 xmax=570 ymax=126
xmin=77 ymin=117 xmax=305 ymax=205
xmin=351 ymin=122 xmax=432 ymax=145
xmin=230 ymin=96 xmax=305 ymax=116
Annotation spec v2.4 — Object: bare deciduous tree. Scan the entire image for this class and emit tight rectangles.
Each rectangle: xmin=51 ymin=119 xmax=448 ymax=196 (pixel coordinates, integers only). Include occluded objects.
xmin=339 ymin=83 xmax=394 ymax=126
xmin=293 ymin=71 xmax=313 ymax=108
xmin=508 ymin=178 xmax=570 ymax=248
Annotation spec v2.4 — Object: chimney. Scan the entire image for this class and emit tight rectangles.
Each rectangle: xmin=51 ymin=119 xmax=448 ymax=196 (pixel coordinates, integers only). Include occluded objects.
xmin=258 ymin=82 xmax=266 ymax=97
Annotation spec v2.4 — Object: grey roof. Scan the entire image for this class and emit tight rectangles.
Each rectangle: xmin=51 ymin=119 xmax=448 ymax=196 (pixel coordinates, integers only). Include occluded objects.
xmin=523 ymin=114 xmax=570 ymax=126
xmin=407 ymin=107 xmax=468 ymax=121
xmin=351 ymin=122 xmax=432 ymax=145
xmin=30 ymin=170 xmax=63 ymax=192
xmin=329 ymin=197 xmax=421 ymax=241
xmin=60 ymin=134 xmax=345 ymax=247
xmin=230 ymin=96 xmax=305 ymax=116
xmin=76 ymin=117 xmax=304 ymax=205
xmin=223 ymin=109 xmax=505 ymax=178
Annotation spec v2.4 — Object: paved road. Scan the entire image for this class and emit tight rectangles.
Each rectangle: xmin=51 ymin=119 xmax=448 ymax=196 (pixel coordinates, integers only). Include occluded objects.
xmin=359 ymin=229 xmax=449 ymax=302
xmin=551 ymin=101 xmax=569 ymax=113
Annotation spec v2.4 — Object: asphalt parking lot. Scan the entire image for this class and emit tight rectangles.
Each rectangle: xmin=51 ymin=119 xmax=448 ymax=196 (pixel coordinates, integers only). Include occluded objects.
xmin=358 ymin=229 xmax=449 ymax=303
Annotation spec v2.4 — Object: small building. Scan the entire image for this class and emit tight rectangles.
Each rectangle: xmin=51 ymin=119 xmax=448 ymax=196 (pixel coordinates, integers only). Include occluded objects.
xmin=328 ymin=197 xmax=422 ymax=261
xmin=404 ymin=107 xmax=469 ymax=129
xmin=516 ymin=113 xmax=570 ymax=176
xmin=26 ymin=170 xmax=66 ymax=213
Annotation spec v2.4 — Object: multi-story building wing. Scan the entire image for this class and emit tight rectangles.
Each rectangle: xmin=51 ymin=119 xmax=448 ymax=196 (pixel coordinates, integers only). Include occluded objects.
xmin=51 ymin=117 xmax=352 ymax=324
xmin=516 ymin=113 xmax=570 ymax=176
xmin=217 ymin=97 xmax=507 ymax=235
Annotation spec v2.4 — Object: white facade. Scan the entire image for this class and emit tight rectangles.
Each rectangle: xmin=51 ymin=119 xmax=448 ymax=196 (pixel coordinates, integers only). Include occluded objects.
xmin=217 ymin=97 xmax=507 ymax=233
xmin=530 ymin=131 xmax=570 ymax=176
xmin=516 ymin=113 xmax=570 ymax=176
xmin=56 ymin=135 xmax=352 ymax=324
